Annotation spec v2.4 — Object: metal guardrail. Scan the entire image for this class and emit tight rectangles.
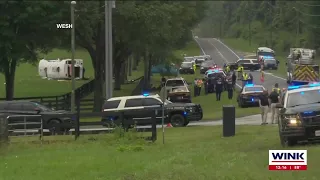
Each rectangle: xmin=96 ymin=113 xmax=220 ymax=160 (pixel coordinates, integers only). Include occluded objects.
xmin=7 ymin=115 xmax=43 ymax=142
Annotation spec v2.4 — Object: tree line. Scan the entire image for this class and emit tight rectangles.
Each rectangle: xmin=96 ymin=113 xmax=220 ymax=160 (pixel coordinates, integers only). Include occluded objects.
xmin=197 ymin=1 xmax=320 ymax=53
xmin=0 ymin=1 xmax=208 ymax=110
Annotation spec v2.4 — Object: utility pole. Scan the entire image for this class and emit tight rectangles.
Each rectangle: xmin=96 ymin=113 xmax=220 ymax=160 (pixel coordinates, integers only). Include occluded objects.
xmin=105 ymin=1 xmax=109 ymax=100
xmin=105 ymin=1 xmax=115 ymax=100
xmin=70 ymin=1 xmax=76 ymax=112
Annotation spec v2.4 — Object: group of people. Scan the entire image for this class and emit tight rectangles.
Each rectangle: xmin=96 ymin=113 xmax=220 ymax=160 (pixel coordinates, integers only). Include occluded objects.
xmin=193 ymin=72 xmax=237 ymax=101
xmin=224 ymin=64 xmax=253 ymax=86
xmin=258 ymin=83 xmax=285 ymax=125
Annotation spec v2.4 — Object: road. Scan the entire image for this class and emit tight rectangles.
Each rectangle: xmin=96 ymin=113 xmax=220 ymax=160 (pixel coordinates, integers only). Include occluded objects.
xmin=194 ymin=38 xmax=287 ymax=91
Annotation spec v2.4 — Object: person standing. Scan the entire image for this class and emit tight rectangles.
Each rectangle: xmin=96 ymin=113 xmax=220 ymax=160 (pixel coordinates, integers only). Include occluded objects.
xmin=242 ymin=72 xmax=249 ymax=87
xmin=203 ymin=78 xmax=208 ymax=95
xmin=237 ymin=65 xmax=244 ymax=80
xmin=232 ymin=72 xmax=237 ymax=91
xmin=197 ymin=79 xmax=203 ymax=96
xmin=259 ymin=90 xmax=270 ymax=125
xmin=269 ymin=87 xmax=280 ymax=124
xmin=215 ymin=76 xmax=223 ymax=101
xmin=193 ymin=78 xmax=198 ymax=97
xmin=226 ymin=76 xmax=233 ymax=100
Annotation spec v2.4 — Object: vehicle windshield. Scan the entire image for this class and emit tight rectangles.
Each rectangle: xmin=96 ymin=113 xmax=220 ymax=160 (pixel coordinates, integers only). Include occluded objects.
xmin=32 ymin=102 xmax=53 ymax=111
xmin=287 ymin=89 xmax=320 ymax=107
xmin=244 ymin=87 xmax=264 ymax=92
xmin=258 ymin=52 xmax=275 ymax=59
xmin=181 ymin=62 xmax=192 ymax=68
xmin=166 ymin=80 xmax=184 ymax=86
xmin=208 ymin=72 xmax=224 ymax=78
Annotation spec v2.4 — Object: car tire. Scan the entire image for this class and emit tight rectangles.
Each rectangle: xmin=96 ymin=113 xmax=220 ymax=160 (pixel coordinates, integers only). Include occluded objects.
xmin=278 ymin=121 xmax=297 ymax=147
xmin=183 ymin=119 xmax=190 ymax=126
xmin=48 ymin=119 xmax=64 ymax=134
xmin=170 ymin=114 xmax=186 ymax=127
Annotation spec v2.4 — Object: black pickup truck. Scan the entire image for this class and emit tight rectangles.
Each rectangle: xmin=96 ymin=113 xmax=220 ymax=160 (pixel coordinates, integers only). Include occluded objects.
xmin=101 ymin=94 xmax=203 ymax=127
xmin=277 ymin=86 xmax=320 ymax=146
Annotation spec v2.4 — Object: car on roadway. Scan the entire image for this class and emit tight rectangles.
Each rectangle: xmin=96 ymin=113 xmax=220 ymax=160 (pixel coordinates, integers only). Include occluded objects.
xmin=101 ymin=94 xmax=203 ymax=127
xmin=194 ymin=55 xmax=210 ymax=61
xmin=276 ymin=83 xmax=320 ymax=146
xmin=200 ymin=61 xmax=216 ymax=74
xmin=179 ymin=62 xmax=195 ymax=74
xmin=183 ymin=56 xmax=195 ymax=63
xmin=194 ymin=58 xmax=205 ymax=67
xmin=237 ymin=84 xmax=266 ymax=108
xmin=205 ymin=70 xmax=227 ymax=93
xmin=236 ymin=59 xmax=261 ymax=71
xmin=0 ymin=101 xmax=74 ymax=133
xmin=224 ymin=62 xmax=238 ymax=72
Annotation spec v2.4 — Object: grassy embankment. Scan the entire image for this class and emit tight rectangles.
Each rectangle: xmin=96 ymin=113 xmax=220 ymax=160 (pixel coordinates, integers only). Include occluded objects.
xmin=1 ymin=125 xmax=319 ymax=180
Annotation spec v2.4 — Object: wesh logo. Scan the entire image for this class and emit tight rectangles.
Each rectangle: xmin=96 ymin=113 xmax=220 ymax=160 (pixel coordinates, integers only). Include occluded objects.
xmin=269 ymin=150 xmax=307 ymax=171
xmin=56 ymin=24 xmax=72 ymax=29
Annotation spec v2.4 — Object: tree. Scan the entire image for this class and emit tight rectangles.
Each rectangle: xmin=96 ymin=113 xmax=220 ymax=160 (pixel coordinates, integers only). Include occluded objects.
xmin=197 ymin=1 xmax=320 ymax=52
xmin=0 ymin=1 xmax=62 ymax=100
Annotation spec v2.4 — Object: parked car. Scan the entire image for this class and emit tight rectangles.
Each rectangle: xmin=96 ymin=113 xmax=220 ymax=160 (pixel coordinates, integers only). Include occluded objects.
xmin=0 ymin=101 xmax=74 ymax=133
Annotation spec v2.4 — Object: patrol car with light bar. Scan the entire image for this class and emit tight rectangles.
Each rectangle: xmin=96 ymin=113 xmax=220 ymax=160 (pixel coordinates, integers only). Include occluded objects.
xmin=237 ymin=84 xmax=266 ymax=108
xmin=101 ymin=94 xmax=203 ymax=128
xmin=276 ymin=82 xmax=320 ymax=146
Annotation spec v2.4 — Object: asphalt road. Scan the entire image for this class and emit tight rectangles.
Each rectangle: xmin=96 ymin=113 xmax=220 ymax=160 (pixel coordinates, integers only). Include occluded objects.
xmin=194 ymin=38 xmax=288 ymax=91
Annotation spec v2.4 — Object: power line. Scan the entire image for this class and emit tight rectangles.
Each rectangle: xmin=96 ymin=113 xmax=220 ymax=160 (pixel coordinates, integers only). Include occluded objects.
xmin=297 ymin=1 xmax=320 ymax=7
xmin=293 ymin=7 xmax=320 ymax=17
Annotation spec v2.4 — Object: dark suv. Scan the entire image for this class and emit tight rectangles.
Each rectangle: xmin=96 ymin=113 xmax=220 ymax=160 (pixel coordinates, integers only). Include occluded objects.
xmin=0 ymin=101 xmax=74 ymax=132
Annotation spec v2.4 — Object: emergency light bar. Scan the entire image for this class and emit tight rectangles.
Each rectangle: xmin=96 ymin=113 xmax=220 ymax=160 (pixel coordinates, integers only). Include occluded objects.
xmin=245 ymin=84 xmax=254 ymax=87
xmin=287 ymin=82 xmax=320 ymax=90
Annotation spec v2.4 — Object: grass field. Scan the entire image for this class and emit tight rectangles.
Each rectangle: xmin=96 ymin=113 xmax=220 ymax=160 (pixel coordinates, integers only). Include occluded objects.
xmin=1 ymin=125 xmax=319 ymax=180
xmin=0 ymin=49 xmax=94 ymax=98
xmin=223 ymin=38 xmax=288 ymax=77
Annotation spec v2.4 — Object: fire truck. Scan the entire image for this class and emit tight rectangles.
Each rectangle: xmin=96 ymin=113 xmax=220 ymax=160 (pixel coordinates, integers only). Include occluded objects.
xmin=286 ymin=48 xmax=318 ymax=85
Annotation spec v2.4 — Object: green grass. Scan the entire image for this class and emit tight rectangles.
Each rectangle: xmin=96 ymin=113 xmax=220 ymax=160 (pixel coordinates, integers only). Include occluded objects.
xmin=223 ymin=38 xmax=288 ymax=77
xmin=1 ymin=126 xmax=320 ymax=179
xmin=0 ymin=49 xmax=94 ymax=98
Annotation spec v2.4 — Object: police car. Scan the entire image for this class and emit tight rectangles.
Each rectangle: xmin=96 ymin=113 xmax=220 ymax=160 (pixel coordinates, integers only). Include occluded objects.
xmin=101 ymin=94 xmax=203 ymax=127
xmin=237 ymin=84 xmax=266 ymax=108
xmin=205 ymin=69 xmax=227 ymax=93
xmin=276 ymin=82 xmax=320 ymax=146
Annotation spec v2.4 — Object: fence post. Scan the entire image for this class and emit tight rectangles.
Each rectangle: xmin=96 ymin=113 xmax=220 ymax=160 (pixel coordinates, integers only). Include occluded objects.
xmin=151 ymin=109 xmax=157 ymax=142
xmin=0 ymin=117 xmax=9 ymax=146
xmin=55 ymin=96 xmax=58 ymax=110
xmin=24 ymin=116 xmax=27 ymax=136
xmin=74 ymin=99 xmax=80 ymax=140
xmin=40 ymin=116 xmax=43 ymax=143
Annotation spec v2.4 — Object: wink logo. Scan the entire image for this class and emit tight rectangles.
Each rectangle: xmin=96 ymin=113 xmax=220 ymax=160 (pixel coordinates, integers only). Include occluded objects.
xmin=269 ymin=150 xmax=307 ymax=171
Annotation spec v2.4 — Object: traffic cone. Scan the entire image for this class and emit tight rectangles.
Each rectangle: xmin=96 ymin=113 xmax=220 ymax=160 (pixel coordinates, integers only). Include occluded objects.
xmin=166 ymin=123 xmax=173 ymax=128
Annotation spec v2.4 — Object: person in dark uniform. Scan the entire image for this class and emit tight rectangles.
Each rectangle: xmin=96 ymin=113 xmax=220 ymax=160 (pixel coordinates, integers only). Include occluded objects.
xmin=232 ymin=71 xmax=237 ymax=90
xmin=215 ymin=76 xmax=223 ymax=101
xmin=161 ymin=77 xmax=166 ymax=87
xmin=226 ymin=75 xmax=233 ymax=99
xmin=203 ymin=78 xmax=208 ymax=95
xmin=193 ymin=78 xmax=198 ymax=97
